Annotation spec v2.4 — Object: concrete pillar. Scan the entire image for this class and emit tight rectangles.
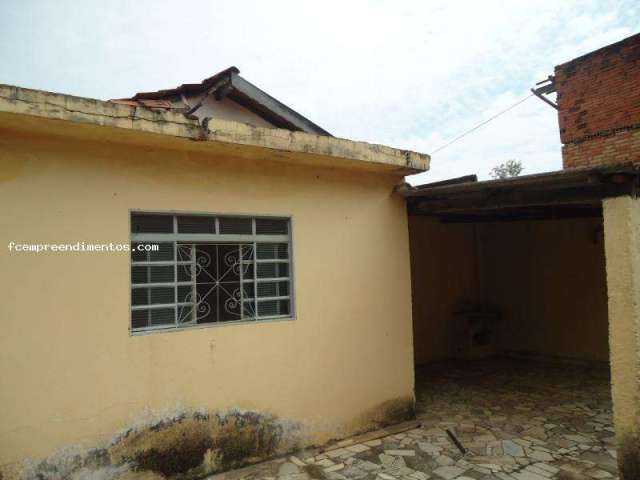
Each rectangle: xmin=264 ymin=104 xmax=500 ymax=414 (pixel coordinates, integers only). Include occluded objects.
xmin=603 ymin=196 xmax=640 ymax=478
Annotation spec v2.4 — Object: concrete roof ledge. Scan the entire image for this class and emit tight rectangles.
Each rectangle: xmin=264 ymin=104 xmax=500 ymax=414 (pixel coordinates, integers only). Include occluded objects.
xmin=0 ymin=84 xmax=429 ymax=175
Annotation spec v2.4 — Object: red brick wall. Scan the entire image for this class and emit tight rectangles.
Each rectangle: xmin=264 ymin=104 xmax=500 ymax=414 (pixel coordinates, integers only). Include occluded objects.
xmin=563 ymin=128 xmax=640 ymax=168
xmin=555 ymin=33 xmax=640 ymax=168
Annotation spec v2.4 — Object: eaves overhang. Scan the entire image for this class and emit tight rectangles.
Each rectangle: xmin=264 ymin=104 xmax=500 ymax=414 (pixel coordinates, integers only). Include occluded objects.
xmin=0 ymin=84 xmax=429 ymax=175
xmin=115 ymin=66 xmax=332 ymax=136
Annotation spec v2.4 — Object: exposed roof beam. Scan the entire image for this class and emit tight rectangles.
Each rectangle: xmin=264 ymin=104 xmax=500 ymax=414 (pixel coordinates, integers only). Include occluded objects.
xmin=439 ymin=205 xmax=602 ymax=223
xmin=406 ymin=163 xmax=640 ymax=221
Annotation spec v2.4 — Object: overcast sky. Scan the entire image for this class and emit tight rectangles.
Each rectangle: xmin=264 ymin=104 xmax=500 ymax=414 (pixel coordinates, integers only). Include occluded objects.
xmin=1 ymin=1 xmax=638 ymax=184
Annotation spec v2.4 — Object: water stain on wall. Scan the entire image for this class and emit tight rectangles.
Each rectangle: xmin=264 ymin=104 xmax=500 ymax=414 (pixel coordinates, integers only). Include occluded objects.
xmin=7 ymin=409 xmax=299 ymax=480
xmin=5 ymin=399 xmax=414 ymax=480
xmin=356 ymin=396 xmax=415 ymax=430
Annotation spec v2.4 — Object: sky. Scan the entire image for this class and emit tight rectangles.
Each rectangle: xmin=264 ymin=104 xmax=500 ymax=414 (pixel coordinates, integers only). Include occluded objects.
xmin=1 ymin=1 xmax=638 ymax=184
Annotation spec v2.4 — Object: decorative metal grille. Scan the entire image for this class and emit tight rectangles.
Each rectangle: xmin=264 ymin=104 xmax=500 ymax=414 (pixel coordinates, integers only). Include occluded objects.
xmin=130 ymin=213 xmax=292 ymax=332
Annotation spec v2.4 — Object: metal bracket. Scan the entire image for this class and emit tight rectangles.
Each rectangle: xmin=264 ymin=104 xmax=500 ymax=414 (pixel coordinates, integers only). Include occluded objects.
xmin=531 ymin=75 xmax=557 ymax=110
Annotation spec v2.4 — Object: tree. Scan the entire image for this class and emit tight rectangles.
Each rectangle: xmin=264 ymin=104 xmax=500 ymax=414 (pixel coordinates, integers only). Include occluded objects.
xmin=490 ymin=160 xmax=523 ymax=179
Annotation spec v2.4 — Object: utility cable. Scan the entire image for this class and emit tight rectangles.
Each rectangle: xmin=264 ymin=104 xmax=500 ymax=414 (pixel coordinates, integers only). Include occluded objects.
xmin=430 ymin=93 xmax=534 ymax=155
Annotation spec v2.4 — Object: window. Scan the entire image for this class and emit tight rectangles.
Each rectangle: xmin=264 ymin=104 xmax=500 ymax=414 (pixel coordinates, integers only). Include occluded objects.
xmin=130 ymin=213 xmax=293 ymax=332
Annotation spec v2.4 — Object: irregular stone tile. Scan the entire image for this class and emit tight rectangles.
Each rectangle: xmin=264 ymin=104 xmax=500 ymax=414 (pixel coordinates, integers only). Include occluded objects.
xmin=326 ymin=473 xmax=347 ymax=480
xmin=418 ymin=443 xmax=442 ymax=455
xmin=531 ymin=463 xmax=558 ymax=475
xmin=511 ymin=471 xmax=548 ymax=480
xmin=347 ymin=444 xmax=370 ymax=453
xmin=324 ymin=464 xmax=345 ymax=473
xmin=474 ymin=434 xmax=497 ymax=443
xmin=523 ymin=465 xmax=554 ymax=477
xmin=470 ymin=456 xmax=516 ymax=466
xmin=495 ymin=473 xmax=517 ymax=480
xmin=563 ymin=434 xmax=591 ymax=443
xmin=364 ymin=439 xmax=383 ymax=447
xmin=512 ymin=439 xmax=532 ymax=448
xmin=289 ymin=456 xmax=307 ymax=467
xmin=280 ymin=474 xmax=310 ymax=480
xmin=522 ymin=436 xmax=547 ymax=446
xmin=355 ymin=460 xmax=380 ymax=472
xmin=396 ymin=467 xmax=417 ymax=476
xmin=385 ymin=450 xmax=416 ymax=457
xmin=326 ymin=448 xmax=352 ymax=459
xmin=527 ymin=450 xmax=553 ymax=462
xmin=586 ymin=468 xmax=613 ymax=478
xmin=409 ymin=472 xmax=431 ymax=480
xmin=236 ymin=361 xmax=619 ymax=480
xmin=379 ymin=454 xmax=395 ymax=465
xmin=502 ymin=440 xmax=525 ymax=457
xmin=278 ymin=463 xmax=300 ymax=476
xmin=384 ymin=457 xmax=408 ymax=474
xmin=337 ymin=439 xmax=355 ymax=447
xmin=432 ymin=465 xmax=467 ymax=479
xmin=377 ymin=473 xmax=396 ymax=480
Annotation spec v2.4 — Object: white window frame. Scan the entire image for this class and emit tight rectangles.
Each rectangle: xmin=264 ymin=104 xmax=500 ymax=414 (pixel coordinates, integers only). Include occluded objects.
xmin=129 ymin=211 xmax=295 ymax=334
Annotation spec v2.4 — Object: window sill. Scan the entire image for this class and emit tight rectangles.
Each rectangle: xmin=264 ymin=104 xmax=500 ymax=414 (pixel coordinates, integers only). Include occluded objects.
xmin=129 ymin=315 xmax=295 ymax=336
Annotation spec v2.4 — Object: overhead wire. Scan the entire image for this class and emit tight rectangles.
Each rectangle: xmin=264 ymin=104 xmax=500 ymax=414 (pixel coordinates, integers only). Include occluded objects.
xmin=430 ymin=93 xmax=535 ymax=155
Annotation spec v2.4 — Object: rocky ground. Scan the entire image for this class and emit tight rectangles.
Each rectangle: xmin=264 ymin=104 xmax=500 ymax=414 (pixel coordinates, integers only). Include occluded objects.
xmin=210 ymin=359 xmax=618 ymax=480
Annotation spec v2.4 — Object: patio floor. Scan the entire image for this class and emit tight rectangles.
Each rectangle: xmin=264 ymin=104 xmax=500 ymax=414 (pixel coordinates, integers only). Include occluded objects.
xmin=214 ymin=359 xmax=618 ymax=480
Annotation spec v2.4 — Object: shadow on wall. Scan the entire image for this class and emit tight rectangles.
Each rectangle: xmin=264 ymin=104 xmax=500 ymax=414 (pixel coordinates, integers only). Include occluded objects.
xmin=619 ymin=432 xmax=640 ymax=480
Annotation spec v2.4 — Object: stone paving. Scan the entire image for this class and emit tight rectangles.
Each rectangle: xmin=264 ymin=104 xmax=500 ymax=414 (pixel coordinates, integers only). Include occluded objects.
xmin=213 ymin=359 xmax=618 ymax=480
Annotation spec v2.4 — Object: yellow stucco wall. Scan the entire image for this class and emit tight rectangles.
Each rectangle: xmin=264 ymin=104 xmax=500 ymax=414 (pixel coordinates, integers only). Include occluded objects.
xmin=603 ymin=196 xmax=640 ymax=478
xmin=191 ymin=94 xmax=277 ymax=129
xmin=0 ymin=128 xmax=415 ymax=474
xmin=409 ymin=215 xmax=609 ymax=365
xmin=408 ymin=217 xmax=479 ymax=364
xmin=482 ymin=218 xmax=609 ymax=363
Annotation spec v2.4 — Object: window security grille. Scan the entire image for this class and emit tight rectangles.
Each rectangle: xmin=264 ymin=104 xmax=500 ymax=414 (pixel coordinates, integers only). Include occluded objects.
xmin=130 ymin=213 xmax=292 ymax=332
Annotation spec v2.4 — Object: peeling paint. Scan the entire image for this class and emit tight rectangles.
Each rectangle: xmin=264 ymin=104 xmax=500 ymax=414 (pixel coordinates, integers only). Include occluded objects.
xmin=0 ymin=84 xmax=430 ymax=175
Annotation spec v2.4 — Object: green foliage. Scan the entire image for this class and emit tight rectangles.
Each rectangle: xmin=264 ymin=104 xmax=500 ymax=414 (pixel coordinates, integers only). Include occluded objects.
xmin=490 ymin=159 xmax=524 ymax=179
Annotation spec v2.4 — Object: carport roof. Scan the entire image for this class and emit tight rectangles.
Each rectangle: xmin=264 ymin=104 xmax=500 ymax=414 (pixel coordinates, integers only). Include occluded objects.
xmin=403 ymin=163 xmax=640 ymax=222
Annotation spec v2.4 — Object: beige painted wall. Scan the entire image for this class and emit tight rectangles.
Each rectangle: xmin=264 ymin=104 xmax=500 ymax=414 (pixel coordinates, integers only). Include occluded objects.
xmin=408 ymin=217 xmax=479 ymax=364
xmin=188 ymin=93 xmax=277 ymax=129
xmin=482 ymin=218 xmax=609 ymax=362
xmin=0 ymin=128 xmax=415 ymax=470
xmin=409 ymin=215 xmax=609 ymax=365
xmin=603 ymin=196 xmax=640 ymax=479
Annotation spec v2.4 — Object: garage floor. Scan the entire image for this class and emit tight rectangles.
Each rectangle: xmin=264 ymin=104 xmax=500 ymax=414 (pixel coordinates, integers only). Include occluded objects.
xmin=213 ymin=359 xmax=618 ymax=480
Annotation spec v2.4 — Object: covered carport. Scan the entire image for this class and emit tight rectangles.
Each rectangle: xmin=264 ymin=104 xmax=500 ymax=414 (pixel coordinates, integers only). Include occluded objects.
xmin=400 ymin=163 xmax=640 ymax=479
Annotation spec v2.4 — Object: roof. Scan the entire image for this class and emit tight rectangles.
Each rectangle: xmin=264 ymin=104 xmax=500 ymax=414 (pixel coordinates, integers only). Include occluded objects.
xmin=402 ymin=163 xmax=640 ymax=222
xmin=111 ymin=66 xmax=332 ymax=136
xmin=0 ymin=84 xmax=430 ymax=175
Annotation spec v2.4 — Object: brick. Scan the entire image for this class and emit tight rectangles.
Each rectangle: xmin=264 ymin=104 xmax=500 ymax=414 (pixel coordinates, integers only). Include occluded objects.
xmin=555 ymin=33 xmax=640 ymax=168
xmin=562 ymin=129 xmax=640 ymax=168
